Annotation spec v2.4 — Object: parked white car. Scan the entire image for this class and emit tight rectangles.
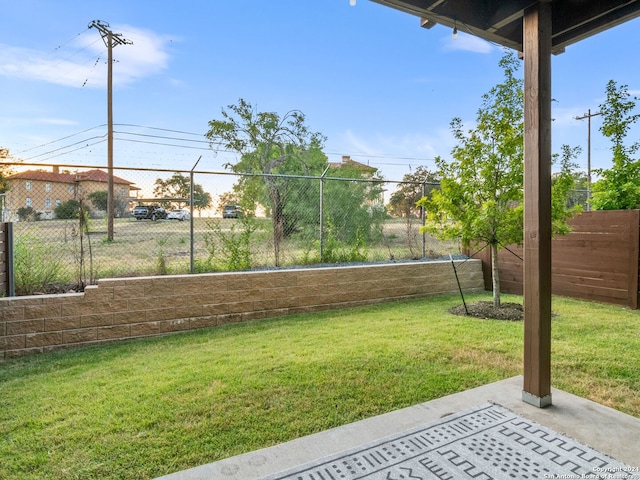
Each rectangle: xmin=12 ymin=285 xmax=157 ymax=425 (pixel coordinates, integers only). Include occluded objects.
xmin=167 ymin=209 xmax=190 ymax=221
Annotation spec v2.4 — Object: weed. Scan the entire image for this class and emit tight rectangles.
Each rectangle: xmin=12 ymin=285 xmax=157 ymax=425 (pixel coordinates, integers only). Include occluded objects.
xmin=202 ymin=216 xmax=257 ymax=271
xmin=156 ymin=239 xmax=169 ymax=275
xmin=13 ymin=235 xmax=65 ymax=295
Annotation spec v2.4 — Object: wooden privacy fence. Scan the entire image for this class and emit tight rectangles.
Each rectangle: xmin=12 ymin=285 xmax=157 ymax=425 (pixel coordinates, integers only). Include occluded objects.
xmin=468 ymin=210 xmax=640 ymax=309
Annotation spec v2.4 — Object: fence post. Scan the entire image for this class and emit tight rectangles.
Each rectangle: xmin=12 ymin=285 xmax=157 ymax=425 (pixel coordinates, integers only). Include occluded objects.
xmin=421 ymin=182 xmax=427 ymax=258
xmin=189 ymin=156 xmax=202 ymax=274
xmin=319 ymin=167 xmax=329 ymax=262
xmin=0 ymin=222 xmax=15 ymax=297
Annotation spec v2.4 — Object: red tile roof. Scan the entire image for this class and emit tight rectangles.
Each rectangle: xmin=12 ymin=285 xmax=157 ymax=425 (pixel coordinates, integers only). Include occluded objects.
xmin=9 ymin=170 xmax=76 ymax=183
xmin=9 ymin=169 xmax=135 ymax=185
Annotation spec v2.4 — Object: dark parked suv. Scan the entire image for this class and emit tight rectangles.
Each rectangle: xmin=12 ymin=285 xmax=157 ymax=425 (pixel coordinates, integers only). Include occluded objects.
xmin=222 ymin=205 xmax=240 ymax=219
xmin=133 ymin=205 xmax=167 ymax=221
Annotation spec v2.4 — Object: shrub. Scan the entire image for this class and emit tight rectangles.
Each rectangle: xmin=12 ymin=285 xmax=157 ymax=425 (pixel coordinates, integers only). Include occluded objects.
xmin=54 ymin=199 xmax=83 ymax=219
xmin=201 ymin=216 xmax=257 ymax=271
xmin=16 ymin=206 xmax=40 ymax=221
xmin=14 ymin=235 xmax=65 ymax=295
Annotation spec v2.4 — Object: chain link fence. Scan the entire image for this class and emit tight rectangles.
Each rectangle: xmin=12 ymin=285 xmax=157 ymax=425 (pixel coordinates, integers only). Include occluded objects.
xmin=1 ymin=162 xmax=460 ymax=296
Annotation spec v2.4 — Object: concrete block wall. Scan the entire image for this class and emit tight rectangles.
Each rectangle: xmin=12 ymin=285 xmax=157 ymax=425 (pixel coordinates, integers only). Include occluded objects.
xmin=0 ymin=260 xmax=484 ymax=359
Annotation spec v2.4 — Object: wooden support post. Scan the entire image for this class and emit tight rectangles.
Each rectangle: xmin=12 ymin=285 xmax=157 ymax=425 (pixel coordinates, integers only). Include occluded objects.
xmin=523 ymin=1 xmax=553 ymax=408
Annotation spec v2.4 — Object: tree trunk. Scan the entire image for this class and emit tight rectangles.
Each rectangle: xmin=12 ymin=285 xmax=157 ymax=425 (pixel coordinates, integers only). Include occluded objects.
xmin=266 ymin=179 xmax=283 ymax=267
xmin=491 ymin=242 xmax=501 ymax=308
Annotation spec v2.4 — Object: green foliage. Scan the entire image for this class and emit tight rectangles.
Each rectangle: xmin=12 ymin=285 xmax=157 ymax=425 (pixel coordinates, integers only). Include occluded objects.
xmin=155 ymin=240 xmax=169 ymax=275
xmin=13 ymin=235 xmax=65 ymax=295
xmin=206 ymin=98 xmax=327 ymax=266
xmin=387 ymin=166 xmax=439 ymax=218
xmin=199 ymin=216 xmax=257 ymax=271
xmin=54 ymin=199 xmax=83 ymax=220
xmin=419 ymin=53 xmax=525 ymax=252
xmin=418 ymin=52 xmax=579 ymax=307
xmin=552 ymin=145 xmax=583 ymax=234
xmin=217 ymin=191 xmax=241 ymax=215
xmin=73 ymin=202 xmax=95 ymax=289
xmin=323 ymin=167 xmax=387 ymax=245
xmin=153 ymin=173 xmax=212 ymax=212
xmin=591 ymin=80 xmax=640 ymax=210
xmin=563 ymin=171 xmax=589 ymax=210
xmin=87 ymin=190 xmax=108 ymax=211
xmin=16 ymin=206 xmax=39 ymax=222
xmin=320 ymin=219 xmax=368 ymax=263
xmin=0 ymin=148 xmax=12 ymax=194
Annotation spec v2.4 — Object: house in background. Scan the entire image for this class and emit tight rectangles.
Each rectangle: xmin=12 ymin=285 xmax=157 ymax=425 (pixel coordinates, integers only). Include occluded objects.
xmin=328 ymin=155 xmax=386 ymax=210
xmin=4 ymin=167 xmax=139 ymax=220
xmin=328 ymin=155 xmax=378 ymax=177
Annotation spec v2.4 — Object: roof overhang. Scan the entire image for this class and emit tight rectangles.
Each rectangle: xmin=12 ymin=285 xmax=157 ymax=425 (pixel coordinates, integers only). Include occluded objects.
xmin=370 ymin=0 xmax=640 ymax=54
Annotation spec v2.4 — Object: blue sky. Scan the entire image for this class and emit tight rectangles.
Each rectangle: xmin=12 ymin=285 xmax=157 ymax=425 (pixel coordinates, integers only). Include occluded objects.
xmin=1 ymin=0 xmax=639 ymax=183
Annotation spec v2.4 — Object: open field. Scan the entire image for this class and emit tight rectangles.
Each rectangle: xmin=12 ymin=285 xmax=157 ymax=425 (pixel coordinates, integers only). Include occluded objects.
xmin=12 ymin=216 xmax=458 ymax=293
xmin=1 ymin=293 xmax=638 ymax=479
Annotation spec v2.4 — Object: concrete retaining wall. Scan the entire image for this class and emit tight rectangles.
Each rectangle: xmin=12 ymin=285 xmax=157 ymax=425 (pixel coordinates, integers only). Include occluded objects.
xmin=0 ymin=260 xmax=484 ymax=360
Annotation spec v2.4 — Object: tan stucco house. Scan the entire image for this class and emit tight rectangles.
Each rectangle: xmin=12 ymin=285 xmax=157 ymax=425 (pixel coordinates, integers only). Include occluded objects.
xmin=3 ymin=167 xmax=139 ymax=220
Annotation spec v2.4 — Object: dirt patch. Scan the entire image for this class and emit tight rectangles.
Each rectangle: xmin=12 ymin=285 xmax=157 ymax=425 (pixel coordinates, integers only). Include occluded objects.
xmin=449 ymin=301 xmax=523 ymax=321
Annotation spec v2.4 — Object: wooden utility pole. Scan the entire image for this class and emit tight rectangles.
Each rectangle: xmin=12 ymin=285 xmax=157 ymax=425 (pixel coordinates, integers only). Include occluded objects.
xmin=88 ymin=20 xmax=132 ymax=241
xmin=575 ymin=109 xmax=602 ymax=211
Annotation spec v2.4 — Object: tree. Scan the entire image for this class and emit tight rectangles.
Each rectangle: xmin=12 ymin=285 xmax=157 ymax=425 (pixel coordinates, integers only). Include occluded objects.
xmin=86 ymin=190 xmax=129 ymax=217
xmin=591 ymin=80 xmax=640 ymax=210
xmin=217 ymin=191 xmax=240 ymax=215
xmin=0 ymin=148 xmax=15 ymax=194
xmin=551 ymin=145 xmax=583 ymax=234
xmin=192 ymin=184 xmax=213 ymax=216
xmin=153 ymin=173 xmax=190 ymax=208
xmin=17 ymin=206 xmax=39 ymax=222
xmin=205 ymin=99 xmax=326 ymax=266
xmin=153 ymin=172 xmax=212 ymax=213
xmin=418 ymin=52 xmax=578 ymax=308
xmin=88 ymin=190 xmax=108 ymax=211
xmin=387 ymin=166 xmax=439 ymax=218
xmin=387 ymin=167 xmax=439 ymax=259
xmin=323 ymin=162 xmax=386 ymax=246
xmin=559 ymin=170 xmax=588 ymax=210
xmin=55 ymin=200 xmax=84 ymax=219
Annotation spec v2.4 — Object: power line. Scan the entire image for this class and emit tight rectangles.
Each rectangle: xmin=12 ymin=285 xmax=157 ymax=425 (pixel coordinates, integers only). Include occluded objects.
xmin=21 ymin=135 xmax=108 ymax=161
xmin=114 ymin=131 xmax=211 ymax=145
xmin=14 ymin=125 xmax=107 ymax=155
xmin=46 ymin=27 xmax=91 ymax=55
xmin=115 ymin=123 xmax=207 ymax=136
xmin=12 ymin=121 xmax=440 ymax=169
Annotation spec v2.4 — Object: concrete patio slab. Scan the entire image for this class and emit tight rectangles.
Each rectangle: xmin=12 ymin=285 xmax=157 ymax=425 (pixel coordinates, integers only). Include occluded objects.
xmin=156 ymin=376 xmax=640 ymax=479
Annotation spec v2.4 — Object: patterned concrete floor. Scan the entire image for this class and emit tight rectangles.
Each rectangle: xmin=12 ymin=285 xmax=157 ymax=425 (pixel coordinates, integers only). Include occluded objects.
xmin=259 ymin=403 xmax=634 ymax=480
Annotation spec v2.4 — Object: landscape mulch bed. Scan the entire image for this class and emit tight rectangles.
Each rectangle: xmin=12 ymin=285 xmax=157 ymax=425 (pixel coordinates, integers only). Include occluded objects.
xmin=449 ymin=301 xmax=523 ymax=321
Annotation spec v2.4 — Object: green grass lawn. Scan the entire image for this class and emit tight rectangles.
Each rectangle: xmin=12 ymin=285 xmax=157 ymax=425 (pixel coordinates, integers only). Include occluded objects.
xmin=1 ymin=293 xmax=639 ymax=479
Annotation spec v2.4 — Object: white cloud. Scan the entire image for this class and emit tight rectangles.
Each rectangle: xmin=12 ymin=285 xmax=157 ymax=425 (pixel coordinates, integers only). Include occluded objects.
xmin=0 ymin=25 xmax=173 ymax=89
xmin=35 ymin=118 xmax=78 ymax=126
xmin=552 ymin=107 xmax=586 ymax=128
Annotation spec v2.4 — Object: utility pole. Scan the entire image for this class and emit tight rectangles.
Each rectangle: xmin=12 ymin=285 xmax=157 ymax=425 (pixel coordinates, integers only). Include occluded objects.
xmin=88 ymin=20 xmax=132 ymax=241
xmin=575 ymin=109 xmax=602 ymax=211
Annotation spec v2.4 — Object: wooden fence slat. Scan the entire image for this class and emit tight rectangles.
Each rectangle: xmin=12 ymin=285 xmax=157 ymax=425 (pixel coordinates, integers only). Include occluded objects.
xmin=467 ymin=210 xmax=640 ymax=309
